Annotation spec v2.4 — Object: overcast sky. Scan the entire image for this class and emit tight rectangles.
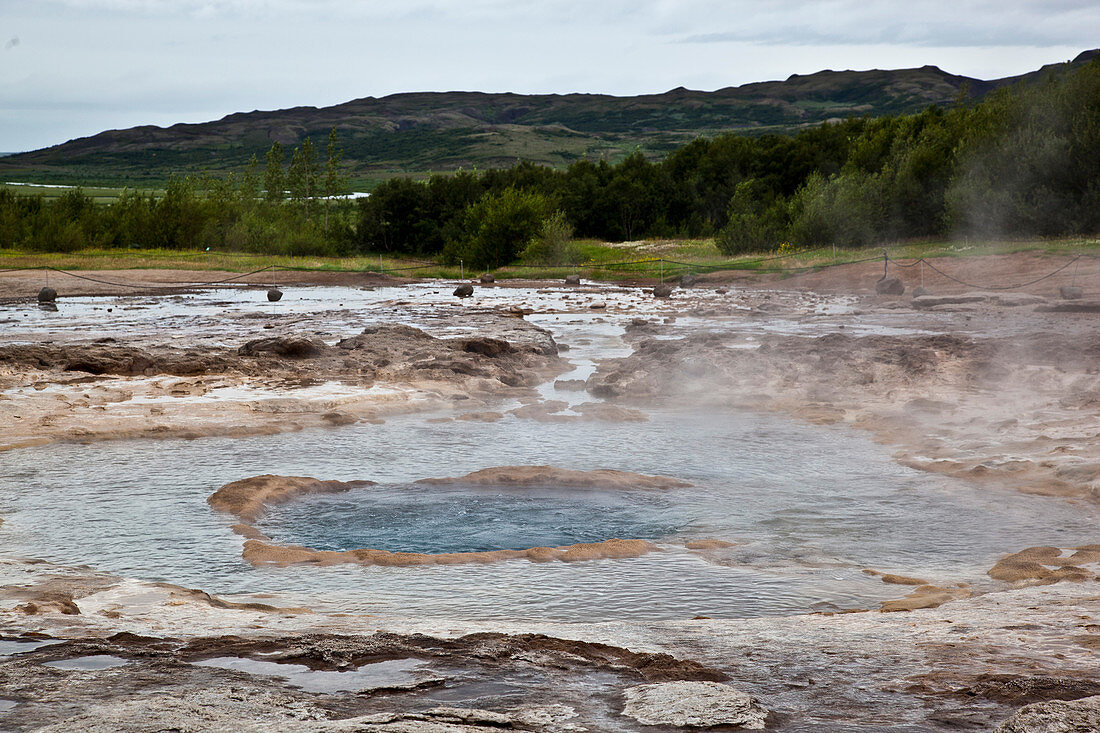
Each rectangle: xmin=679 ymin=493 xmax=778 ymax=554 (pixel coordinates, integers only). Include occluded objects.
xmin=2 ymin=0 xmax=1097 ymax=152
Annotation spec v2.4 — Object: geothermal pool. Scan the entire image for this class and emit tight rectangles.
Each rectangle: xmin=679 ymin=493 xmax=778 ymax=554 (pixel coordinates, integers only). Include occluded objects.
xmin=1 ymin=283 xmax=1095 ymax=622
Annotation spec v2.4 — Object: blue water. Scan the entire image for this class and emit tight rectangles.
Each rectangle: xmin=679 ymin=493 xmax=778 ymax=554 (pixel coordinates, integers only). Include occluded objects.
xmin=1 ymin=284 xmax=1096 ymax=622
xmin=1 ymin=407 xmax=1095 ymax=621
xmin=261 ymin=484 xmax=688 ymax=554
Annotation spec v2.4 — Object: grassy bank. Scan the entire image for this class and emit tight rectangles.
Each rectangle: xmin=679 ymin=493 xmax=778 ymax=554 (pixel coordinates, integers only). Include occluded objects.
xmin=2 ymin=236 xmax=1097 ymax=283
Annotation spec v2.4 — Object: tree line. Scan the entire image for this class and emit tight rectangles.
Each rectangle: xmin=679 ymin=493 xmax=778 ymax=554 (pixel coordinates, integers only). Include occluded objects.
xmin=356 ymin=57 xmax=1099 ymax=266
xmin=2 ymin=59 xmax=1097 ymax=267
xmin=0 ymin=129 xmax=351 ymax=256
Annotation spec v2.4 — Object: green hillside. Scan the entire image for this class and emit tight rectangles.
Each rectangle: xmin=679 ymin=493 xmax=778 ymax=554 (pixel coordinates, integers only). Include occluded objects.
xmin=1 ymin=51 xmax=1095 ymax=187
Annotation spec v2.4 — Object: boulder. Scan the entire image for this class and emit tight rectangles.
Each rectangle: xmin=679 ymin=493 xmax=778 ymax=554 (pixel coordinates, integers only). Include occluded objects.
xmin=995 ymin=694 xmax=1100 ymax=733
xmin=479 ymin=273 xmax=495 ymax=284
xmin=37 ymin=286 xmax=57 ymax=303
xmin=1060 ymin=285 xmax=1084 ymax=300
xmin=875 ymin=276 xmax=905 ymax=295
xmin=680 ymin=273 xmax=696 ymax=287
xmin=653 ymin=283 xmax=673 ymax=298
xmin=238 ymin=337 xmax=329 ymax=358
xmin=564 ymin=274 xmax=581 ymax=285
xmin=453 ymin=283 xmax=474 ymax=298
xmin=266 ymin=288 xmax=283 ymax=302
xmin=622 ymin=681 xmax=769 ymax=729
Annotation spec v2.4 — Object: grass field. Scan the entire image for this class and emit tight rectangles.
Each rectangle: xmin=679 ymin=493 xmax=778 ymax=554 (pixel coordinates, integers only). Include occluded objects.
xmin=0 ymin=182 xmax=164 ymax=203
xmin=3 ymin=236 xmax=1097 ymax=283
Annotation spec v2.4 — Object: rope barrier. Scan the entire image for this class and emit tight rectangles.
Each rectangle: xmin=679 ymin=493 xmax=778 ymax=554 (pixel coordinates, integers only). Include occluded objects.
xmin=40 ymin=265 xmax=279 ymax=290
xmin=885 ymin=254 xmax=1083 ymax=291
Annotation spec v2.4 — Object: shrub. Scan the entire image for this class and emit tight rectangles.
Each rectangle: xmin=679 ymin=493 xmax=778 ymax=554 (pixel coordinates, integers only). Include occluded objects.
xmin=520 ymin=210 xmax=577 ymax=265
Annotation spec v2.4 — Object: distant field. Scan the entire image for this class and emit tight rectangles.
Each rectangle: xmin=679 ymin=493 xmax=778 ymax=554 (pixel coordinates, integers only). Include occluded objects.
xmin=2 ymin=237 xmax=1096 ymax=283
xmin=1 ymin=181 xmax=164 ymax=203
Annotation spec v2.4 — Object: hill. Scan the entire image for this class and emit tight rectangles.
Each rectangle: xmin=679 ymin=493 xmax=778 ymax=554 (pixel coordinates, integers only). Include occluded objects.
xmin=2 ymin=50 xmax=1096 ymax=186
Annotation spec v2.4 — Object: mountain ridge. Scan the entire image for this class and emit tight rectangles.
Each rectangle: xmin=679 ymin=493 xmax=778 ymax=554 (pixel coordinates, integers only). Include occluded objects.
xmin=3 ymin=50 xmax=1096 ymax=185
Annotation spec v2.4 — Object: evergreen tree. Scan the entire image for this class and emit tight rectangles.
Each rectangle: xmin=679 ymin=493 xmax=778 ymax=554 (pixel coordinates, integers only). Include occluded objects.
xmin=263 ymin=142 xmax=285 ymax=205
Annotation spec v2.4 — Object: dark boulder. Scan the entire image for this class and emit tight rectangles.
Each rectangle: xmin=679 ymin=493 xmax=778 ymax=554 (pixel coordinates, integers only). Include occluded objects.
xmin=875 ymin=276 xmax=905 ymax=295
xmin=267 ymin=288 xmax=283 ymax=302
xmin=456 ymin=337 xmax=514 ymax=357
xmin=454 ymin=283 xmax=474 ymax=298
xmin=653 ymin=283 xmax=673 ymax=298
xmin=238 ymin=337 xmax=329 ymax=358
xmin=564 ymin=274 xmax=581 ymax=285
xmin=38 ymin=286 xmax=57 ymax=303
xmin=480 ymin=273 xmax=495 ymax=284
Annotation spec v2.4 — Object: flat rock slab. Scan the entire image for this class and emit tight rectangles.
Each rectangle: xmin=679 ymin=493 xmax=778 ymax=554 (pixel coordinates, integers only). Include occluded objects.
xmin=994 ymin=694 xmax=1100 ymax=732
xmin=1034 ymin=300 xmax=1100 ymax=313
xmin=622 ymin=681 xmax=769 ymax=729
xmin=912 ymin=292 xmax=1047 ymax=309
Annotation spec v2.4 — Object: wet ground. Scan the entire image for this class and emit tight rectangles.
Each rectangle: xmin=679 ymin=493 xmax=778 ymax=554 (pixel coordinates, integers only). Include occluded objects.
xmin=1 ymin=272 xmax=1098 ymax=731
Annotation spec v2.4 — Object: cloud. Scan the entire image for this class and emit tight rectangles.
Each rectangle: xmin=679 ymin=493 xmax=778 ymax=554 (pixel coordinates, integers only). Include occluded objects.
xmin=1 ymin=0 xmax=1096 ymax=151
xmin=674 ymin=0 xmax=1099 ymax=48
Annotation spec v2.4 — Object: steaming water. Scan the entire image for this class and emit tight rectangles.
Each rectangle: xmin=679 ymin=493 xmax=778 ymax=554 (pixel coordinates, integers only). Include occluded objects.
xmin=1 ymin=284 xmax=1095 ymax=622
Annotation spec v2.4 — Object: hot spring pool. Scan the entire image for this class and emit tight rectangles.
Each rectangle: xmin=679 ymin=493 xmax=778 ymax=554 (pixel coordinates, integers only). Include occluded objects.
xmin=1 ymin=406 xmax=1094 ymax=622
xmin=1 ymin=283 xmax=1094 ymax=622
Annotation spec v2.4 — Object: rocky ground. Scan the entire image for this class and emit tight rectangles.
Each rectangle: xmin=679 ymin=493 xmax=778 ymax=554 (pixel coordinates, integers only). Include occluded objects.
xmin=1 ymin=254 xmax=1099 ymax=731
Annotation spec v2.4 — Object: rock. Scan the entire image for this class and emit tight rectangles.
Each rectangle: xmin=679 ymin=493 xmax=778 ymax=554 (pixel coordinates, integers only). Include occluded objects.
xmin=453 ymin=283 xmax=474 ymax=298
xmin=680 ymin=273 xmax=696 ymax=287
xmin=266 ymin=288 xmax=283 ymax=302
xmin=653 ymin=283 xmax=673 ymax=298
xmin=994 ymin=694 xmax=1100 ymax=732
xmin=37 ymin=286 xmax=57 ymax=303
xmin=621 ymin=681 xmax=769 ymax=729
xmin=554 ymin=379 xmax=587 ymax=391
xmin=912 ymin=286 xmax=930 ymax=297
xmin=1060 ymin=285 xmax=1084 ymax=300
xmin=479 ymin=273 xmax=495 ymax=284
xmin=912 ymin=293 xmax=991 ymax=308
xmin=564 ymin=274 xmax=581 ymax=285
xmin=1034 ymin=300 xmax=1100 ymax=313
xmin=238 ymin=337 xmax=329 ymax=358
xmin=875 ymin=276 xmax=905 ymax=295
xmin=589 ymin=301 xmax=607 ymax=309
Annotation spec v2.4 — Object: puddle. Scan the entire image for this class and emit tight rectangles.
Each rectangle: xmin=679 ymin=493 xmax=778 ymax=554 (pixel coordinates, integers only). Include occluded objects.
xmin=193 ymin=656 xmax=432 ymax=693
xmin=44 ymin=655 xmax=131 ymax=671
xmin=0 ymin=639 xmax=60 ymax=656
xmin=425 ymin=680 xmax=528 ymax=702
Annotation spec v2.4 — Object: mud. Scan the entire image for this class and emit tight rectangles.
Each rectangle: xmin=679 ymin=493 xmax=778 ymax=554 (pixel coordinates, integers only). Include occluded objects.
xmin=240 ymin=537 xmax=659 ymax=568
xmin=987 ymin=545 xmax=1100 ymax=584
xmin=209 ymin=475 xmax=377 ymax=523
